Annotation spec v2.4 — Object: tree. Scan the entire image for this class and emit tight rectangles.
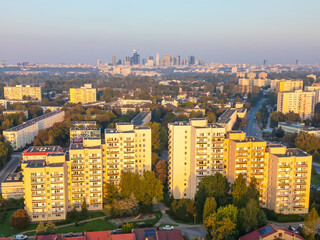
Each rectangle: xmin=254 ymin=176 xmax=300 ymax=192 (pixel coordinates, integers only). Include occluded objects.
xmin=10 ymin=209 xmax=30 ymax=229
xmin=207 ymin=112 xmax=216 ymax=123
xmin=148 ymin=122 xmax=167 ymax=155
xmin=239 ymin=199 xmax=260 ymax=231
xmin=274 ymin=127 xmax=285 ymax=138
xmin=104 ymin=182 xmax=119 ymax=203
xmin=204 ymin=205 xmax=238 ymax=240
xmin=282 ymin=133 xmax=297 ymax=147
xmin=247 ymin=177 xmax=260 ymax=202
xmin=295 ymin=132 xmax=320 ymax=154
xmin=270 ymin=111 xmax=285 ymax=128
xmin=122 ymin=222 xmax=134 ymax=233
xmin=81 ymin=198 xmax=88 ymax=218
xmin=203 ymin=197 xmax=217 ymax=223
xmin=155 ymin=160 xmax=167 ymax=185
xmin=36 ymin=222 xmax=46 ymax=234
xmin=232 ymin=174 xmax=247 ymax=208
xmin=257 ymin=210 xmax=268 ymax=228
xmin=45 ymin=221 xmax=56 ymax=234
xmin=195 ymin=186 xmax=207 ymax=223
xmin=285 ymin=111 xmax=301 ymax=122
xmin=138 ymin=171 xmax=164 ymax=205
xmin=302 ymin=207 xmax=320 ymax=240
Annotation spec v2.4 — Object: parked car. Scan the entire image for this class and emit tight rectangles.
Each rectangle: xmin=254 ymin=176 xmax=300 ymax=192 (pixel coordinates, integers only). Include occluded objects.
xmin=15 ymin=235 xmax=28 ymax=240
xmin=162 ymin=225 xmax=174 ymax=230
xmin=288 ymin=226 xmax=299 ymax=234
xmin=316 ymin=187 xmax=320 ymax=191
xmin=311 ymin=185 xmax=316 ymax=189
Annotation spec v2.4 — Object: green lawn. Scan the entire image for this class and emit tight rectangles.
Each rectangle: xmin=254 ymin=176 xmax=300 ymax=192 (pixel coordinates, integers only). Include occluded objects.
xmin=312 ymin=170 xmax=320 ymax=187
xmin=0 ymin=210 xmax=37 ymax=237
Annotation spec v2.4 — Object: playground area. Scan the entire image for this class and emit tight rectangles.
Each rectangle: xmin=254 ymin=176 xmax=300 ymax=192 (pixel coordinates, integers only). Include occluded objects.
xmin=109 ymin=213 xmax=159 ymax=227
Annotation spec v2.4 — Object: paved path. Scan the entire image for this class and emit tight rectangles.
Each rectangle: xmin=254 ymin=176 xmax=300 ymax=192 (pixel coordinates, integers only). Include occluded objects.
xmin=0 ymin=152 xmax=21 ymax=185
xmin=246 ymin=98 xmax=265 ymax=138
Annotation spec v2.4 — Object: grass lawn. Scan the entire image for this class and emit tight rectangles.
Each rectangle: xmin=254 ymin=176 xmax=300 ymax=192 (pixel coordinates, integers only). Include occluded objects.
xmin=312 ymin=170 xmax=320 ymax=187
xmin=0 ymin=210 xmax=37 ymax=237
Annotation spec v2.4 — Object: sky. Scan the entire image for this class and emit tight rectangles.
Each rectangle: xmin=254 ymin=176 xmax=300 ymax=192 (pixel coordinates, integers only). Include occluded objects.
xmin=1 ymin=0 xmax=320 ymax=65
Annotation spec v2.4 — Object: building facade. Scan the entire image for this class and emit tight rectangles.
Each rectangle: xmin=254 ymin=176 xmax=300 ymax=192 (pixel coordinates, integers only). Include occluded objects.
xmin=103 ymin=123 xmax=152 ymax=186
xmin=70 ymin=84 xmax=97 ymax=104
xmin=3 ymin=111 xmax=65 ymax=150
xmin=168 ymin=119 xmax=227 ymax=199
xmin=277 ymin=90 xmax=315 ymax=120
xmin=4 ymin=85 xmax=42 ymax=101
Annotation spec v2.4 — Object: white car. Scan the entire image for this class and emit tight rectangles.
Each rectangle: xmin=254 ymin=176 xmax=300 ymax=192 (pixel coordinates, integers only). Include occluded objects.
xmin=15 ymin=235 xmax=28 ymax=240
xmin=162 ymin=225 xmax=174 ymax=230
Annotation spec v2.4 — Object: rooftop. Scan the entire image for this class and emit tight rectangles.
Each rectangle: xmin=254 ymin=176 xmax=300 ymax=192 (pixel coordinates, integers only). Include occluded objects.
xmin=4 ymin=110 xmax=64 ymax=132
xmin=3 ymin=171 xmax=23 ymax=183
xmin=131 ymin=111 xmax=151 ymax=126
xmin=273 ymin=148 xmax=310 ymax=157
xmin=25 ymin=160 xmax=64 ymax=168
xmin=217 ymin=108 xmax=237 ymax=124
xmin=24 ymin=146 xmax=63 ymax=155
xmin=69 ymin=142 xmax=101 ymax=150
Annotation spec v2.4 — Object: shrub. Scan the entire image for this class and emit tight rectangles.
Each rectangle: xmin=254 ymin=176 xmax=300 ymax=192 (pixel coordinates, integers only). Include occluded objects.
xmin=10 ymin=209 xmax=30 ymax=229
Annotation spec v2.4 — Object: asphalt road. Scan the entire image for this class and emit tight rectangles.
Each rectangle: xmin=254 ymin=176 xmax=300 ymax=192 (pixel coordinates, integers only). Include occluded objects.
xmin=0 ymin=152 xmax=21 ymax=185
xmin=246 ymin=98 xmax=266 ymax=138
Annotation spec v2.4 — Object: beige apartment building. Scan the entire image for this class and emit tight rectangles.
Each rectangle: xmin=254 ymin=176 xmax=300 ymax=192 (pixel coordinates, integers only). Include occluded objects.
xmin=168 ymin=119 xmax=227 ymax=199
xmin=267 ymin=145 xmax=311 ymax=214
xmin=68 ymin=138 xmax=103 ymax=211
xmin=227 ymin=131 xmax=269 ymax=206
xmin=22 ymin=153 xmax=68 ymax=222
xmin=277 ymin=90 xmax=315 ymax=120
xmin=305 ymin=83 xmax=320 ymax=103
xmin=4 ymin=85 xmax=42 ymax=101
xmin=276 ymin=80 xmax=303 ymax=92
xmin=1 ymin=172 xmax=24 ymax=199
xmin=103 ymin=123 xmax=152 ymax=186
xmin=70 ymin=84 xmax=97 ymax=104
xmin=3 ymin=111 xmax=65 ymax=150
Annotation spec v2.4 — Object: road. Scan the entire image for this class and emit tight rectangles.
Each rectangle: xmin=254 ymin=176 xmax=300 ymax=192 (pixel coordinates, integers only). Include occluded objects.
xmin=0 ymin=152 xmax=21 ymax=185
xmin=246 ymin=98 xmax=265 ymax=138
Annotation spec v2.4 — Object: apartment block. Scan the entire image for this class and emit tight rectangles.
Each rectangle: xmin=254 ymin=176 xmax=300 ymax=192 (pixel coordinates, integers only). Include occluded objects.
xmin=276 ymin=80 xmax=303 ymax=92
xmin=70 ymin=126 xmax=101 ymax=142
xmin=168 ymin=119 xmax=227 ymax=199
xmin=227 ymin=131 xmax=269 ymax=206
xmin=267 ymin=145 xmax=311 ymax=214
xmin=4 ymin=85 xmax=42 ymax=101
xmin=70 ymin=84 xmax=97 ymax=104
xmin=103 ymin=123 xmax=152 ymax=185
xmin=277 ymin=90 xmax=315 ymax=120
xmin=22 ymin=153 xmax=68 ymax=222
xmin=1 ymin=172 xmax=24 ymax=199
xmin=68 ymin=138 xmax=103 ymax=211
xmin=305 ymin=83 xmax=320 ymax=103
xmin=3 ymin=111 xmax=65 ymax=150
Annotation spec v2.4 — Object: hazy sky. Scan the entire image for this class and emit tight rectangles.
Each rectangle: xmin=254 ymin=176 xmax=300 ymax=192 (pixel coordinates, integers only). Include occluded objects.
xmin=1 ymin=0 xmax=320 ymax=65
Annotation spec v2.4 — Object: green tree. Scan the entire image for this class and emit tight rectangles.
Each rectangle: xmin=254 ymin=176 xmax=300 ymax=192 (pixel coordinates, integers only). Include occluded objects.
xmin=232 ymin=174 xmax=248 ymax=208
xmin=195 ymin=186 xmax=207 ymax=223
xmin=104 ymin=182 xmax=119 ymax=203
xmin=138 ymin=171 xmax=164 ymax=205
xmin=81 ymin=198 xmax=88 ymax=218
xmin=239 ymin=199 xmax=260 ymax=231
xmin=295 ymin=132 xmax=320 ymax=154
xmin=10 ymin=209 xmax=30 ymax=229
xmin=247 ymin=177 xmax=260 ymax=202
xmin=285 ymin=111 xmax=301 ymax=122
xmin=204 ymin=205 xmax=238 ymax=240
xmin=257 ymin=210 xmax=268 ymax=228
xmin=270 ymin=111 xmax=285 ymax=128
xmin=203 ymin=197 xmax=217 ymax=223
xmin=207 ymin=112 xmax=216 ymax=123
xmin=302 ymin=207 xmax=320 ymax=240
xmin=122 ymin=222 xmax=134 ymax=233
xmin=36 ymin=222 xmax=46 ymax=234
xmin=45 ymin=221 xmax=56 ymax=234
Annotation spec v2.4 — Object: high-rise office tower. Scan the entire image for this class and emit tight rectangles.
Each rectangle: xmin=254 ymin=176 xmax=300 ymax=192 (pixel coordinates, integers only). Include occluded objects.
xmin=188 ymin=56 xmax=195 ymax=65
xmin=142 ymin=59 xmax=147 ymax=65
xmin=296 ymin=60 xmax=301 ymax=65
xmin=264 ymin=59 xmax=268 ymax=67
xmin=149 ymin=56 xmax=154 ymax=60
xmin=130 ymin=50 xmax=140 ymax=65
xmin=155 ymin=53 xmax=160 ymax=66
xmin=112 ymin=56 xmax=117 ymax=66
xmin=125 ymin=56 xmax=131 ymax=66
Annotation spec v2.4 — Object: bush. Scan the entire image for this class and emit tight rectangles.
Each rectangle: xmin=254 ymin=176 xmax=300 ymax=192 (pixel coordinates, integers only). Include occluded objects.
xmin=263 ymin=208 xmax=304 ymax=222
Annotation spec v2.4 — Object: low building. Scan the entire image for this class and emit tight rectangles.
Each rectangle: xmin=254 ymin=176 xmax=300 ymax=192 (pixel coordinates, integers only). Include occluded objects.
xmin=3 ymin=111 xmax=65 ymax=150
xmin=3 ymin=110 xmax=28 ymax=119
xmin=278 ymin=122 xmax=320 ymax=137
xmin=131 ymin=111 xmax=152 ymax=126
xmin=239 ymin=224 xmax=303 ymax=240
xmin=1 ymin=171 xmax=24 ymax=199
xmin=216 ymin=108 xmax=238 ymax=131
xmin=22 ymin=146 xmax=64 ymax=161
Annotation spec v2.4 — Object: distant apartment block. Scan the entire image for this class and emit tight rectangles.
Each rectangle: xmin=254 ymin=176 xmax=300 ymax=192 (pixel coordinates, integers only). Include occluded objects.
xmin=103 ymin=123 xmax=152 ymax=185
xmin=68 ymin=138 xmax=103 ymax=211
xmin=168 ymin=119 xmax=227 ymax=199
xmin=238 ymin=78 xmax=270 ymax=87
xmin=70 ymin=84 xmax=97 ymax=104
xmin=277 ymin=90 xmax=315 ymax=120
xmin=276 ymin=80 xmax=303 ymax=92
xmin=278 ymin=122 xmax=320 ymax=138
xmin=1 ymin=172 xmax=24 ymax=199
xmin=70 ymin=121 xmax=101 ymax=142
xmin=4 ymin=85 xmax=42 ymax=101
xmin=131 ymin=111 xmax=152 ymax=126
xmin=267 ymin=145 xmax=311 ymax=214
xmin=305 ymin=83 xmax=320 ymax=103
xmin=3 ymin=111 xmax=65 ymax=150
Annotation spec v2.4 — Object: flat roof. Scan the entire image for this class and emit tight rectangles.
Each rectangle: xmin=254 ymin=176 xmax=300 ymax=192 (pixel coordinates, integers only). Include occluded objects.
xmin=217 ymin=108 xmax=237 ymax=124
xmin=69 ymin=142 xmax=101 ymax=150
xmin=273 ymin=148 xmax=310 ymax=157
xmin=4 ymin=110 xmax=64 ymax=132
xmin=3 ymin=171 xmax=23 ymax=183
xmin=25 ymin=160 xmax=64 ymax=168
xmin=24 ymin=146 xmax=63 ymax=154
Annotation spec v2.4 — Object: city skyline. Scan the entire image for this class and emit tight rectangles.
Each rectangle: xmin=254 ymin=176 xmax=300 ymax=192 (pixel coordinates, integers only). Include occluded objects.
xmin=1 ymin=0 xmax=320 ymax=65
